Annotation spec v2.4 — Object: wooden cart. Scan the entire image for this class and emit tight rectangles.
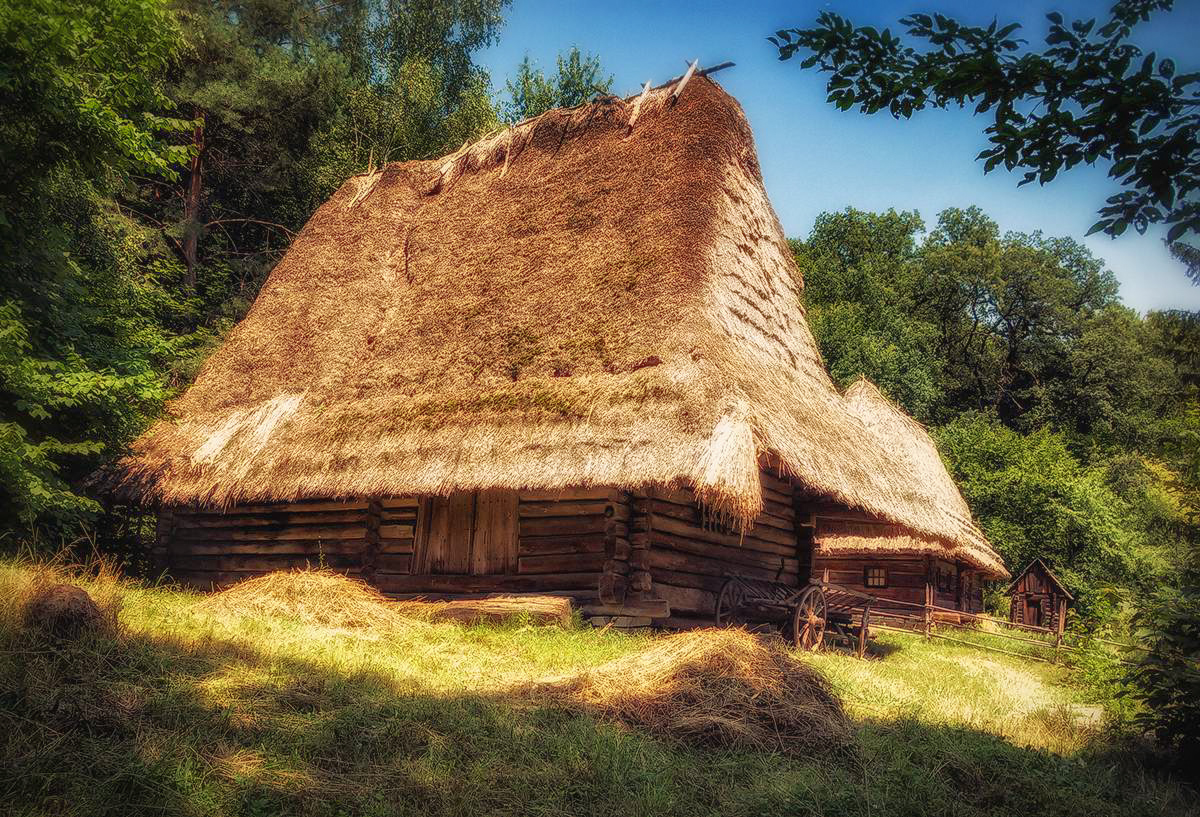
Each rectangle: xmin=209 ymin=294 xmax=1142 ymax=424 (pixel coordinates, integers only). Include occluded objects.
xmin=714 ymin=576 xmax=876 ymax=657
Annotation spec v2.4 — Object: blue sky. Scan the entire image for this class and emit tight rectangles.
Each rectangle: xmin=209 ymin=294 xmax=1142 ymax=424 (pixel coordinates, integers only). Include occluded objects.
xmin=476 ymin=0 xmax=1200 ymax=314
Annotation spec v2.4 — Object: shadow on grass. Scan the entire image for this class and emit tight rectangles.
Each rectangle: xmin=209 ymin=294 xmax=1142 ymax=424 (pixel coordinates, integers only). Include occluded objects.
xmin=0 ymin=622 xmax=1193 ymax=817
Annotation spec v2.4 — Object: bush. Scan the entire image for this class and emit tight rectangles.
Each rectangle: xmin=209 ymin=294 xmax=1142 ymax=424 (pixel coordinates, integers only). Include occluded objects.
xmin=1128 ymin=544 xmax=1200 ymax=763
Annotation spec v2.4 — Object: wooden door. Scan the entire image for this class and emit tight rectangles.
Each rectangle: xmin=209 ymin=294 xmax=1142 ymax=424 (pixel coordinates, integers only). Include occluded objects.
xmin=416 ymin=490 xmax=517 ymax=576
xmin=1025 ymin=598 xmax=1042 ymax=627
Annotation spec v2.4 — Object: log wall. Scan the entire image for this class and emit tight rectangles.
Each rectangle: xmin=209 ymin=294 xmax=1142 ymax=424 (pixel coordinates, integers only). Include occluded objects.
xmin=810 ymin=552 xmax=929 ymax=611
xmin=159 ymin=488 xmax=633 ymax=614
xmin=632 ymin=469 xmax=805 ymax=629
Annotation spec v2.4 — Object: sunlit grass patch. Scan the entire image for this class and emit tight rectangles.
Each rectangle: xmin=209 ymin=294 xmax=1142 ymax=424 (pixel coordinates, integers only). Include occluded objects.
xmin=1 ymin=560 xmax=1194 ymax=817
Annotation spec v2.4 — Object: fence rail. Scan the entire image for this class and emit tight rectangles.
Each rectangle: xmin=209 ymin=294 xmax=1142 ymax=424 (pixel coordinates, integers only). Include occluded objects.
xmin=863 ymin=599 xmax=1143 ymax=666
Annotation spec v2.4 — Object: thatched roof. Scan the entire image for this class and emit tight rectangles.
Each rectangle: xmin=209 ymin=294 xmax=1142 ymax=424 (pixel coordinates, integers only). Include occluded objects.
xmin=104 ymin=77 xmax=1002 ymax=574
xmin=819 ymin=379 xmax=1007 ymax=577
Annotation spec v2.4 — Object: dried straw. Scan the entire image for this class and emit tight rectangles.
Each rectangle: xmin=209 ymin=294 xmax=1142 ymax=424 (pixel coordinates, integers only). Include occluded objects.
xmin=531 ymin=628 xmax=853 ymax=757
xmin=198 ymin=569 xmax=423 ymax=631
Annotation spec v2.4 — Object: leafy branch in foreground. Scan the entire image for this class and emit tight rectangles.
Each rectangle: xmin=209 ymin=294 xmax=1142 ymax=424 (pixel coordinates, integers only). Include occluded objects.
xmin=770 ymin=1 xmax=1200 ymax=252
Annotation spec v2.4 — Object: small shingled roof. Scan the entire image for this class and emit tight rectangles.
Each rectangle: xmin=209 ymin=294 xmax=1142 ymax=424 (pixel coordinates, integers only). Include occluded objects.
xmin=1008 ymin=558 xmax=1073 ymax=599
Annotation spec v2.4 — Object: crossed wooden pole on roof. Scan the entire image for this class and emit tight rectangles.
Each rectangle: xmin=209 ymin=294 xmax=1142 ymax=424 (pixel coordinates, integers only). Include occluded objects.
xmin=627 ymin=59 xmax=736 ymax=132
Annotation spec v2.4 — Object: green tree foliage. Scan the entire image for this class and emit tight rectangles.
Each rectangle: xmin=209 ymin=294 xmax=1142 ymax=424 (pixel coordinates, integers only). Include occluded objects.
xmin=798 ymin=206 xmax=1161 ymax=441
xmin=503 ymin=47 xmax=613 ymax=123
xmin=770 ymin=1 xmax=1200 ymax=258
xmin=0 ymin=0 xmax=510 ymax=539
xmin=936 ymin=415 xmax=1152 ymax=621
xmin=0 ymin=0 xmax=204 ymax=528
xmin=793 ymin=209 xmax=942 ymax=419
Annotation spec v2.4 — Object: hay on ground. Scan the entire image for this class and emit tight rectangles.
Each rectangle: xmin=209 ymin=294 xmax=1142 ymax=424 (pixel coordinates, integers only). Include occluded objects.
xmin=198 ymin=569 xmax=422 ymax=631
xmin=23 ymin=584 xmax=111 ymax=639
xmin=531 ymin=628 xmax=852 ymax=757
xmin=395 ymin=594 xmax=574 ymax=626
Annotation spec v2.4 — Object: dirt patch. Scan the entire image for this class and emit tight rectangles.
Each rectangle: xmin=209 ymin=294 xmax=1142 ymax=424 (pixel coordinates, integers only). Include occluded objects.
xmin=531 ymin=628 xmax=853 ymax=757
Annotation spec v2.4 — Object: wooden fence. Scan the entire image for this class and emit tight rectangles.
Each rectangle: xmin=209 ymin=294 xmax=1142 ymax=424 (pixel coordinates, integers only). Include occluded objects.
xmin=863 ymin=596 xmax=1146 ymax=666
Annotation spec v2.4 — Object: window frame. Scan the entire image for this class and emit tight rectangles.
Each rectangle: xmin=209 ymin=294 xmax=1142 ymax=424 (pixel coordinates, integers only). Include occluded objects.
xmin=863 ymin=565 xmax=888 ymax=589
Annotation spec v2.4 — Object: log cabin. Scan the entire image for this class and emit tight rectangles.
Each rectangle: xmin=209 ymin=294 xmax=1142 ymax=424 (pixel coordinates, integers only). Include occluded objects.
xmin=1007 ymin=558 xmax=1072 ymax=633
xmin=808 ymin=380 xmax=1007 ymax=615
xmin=101 ymin=77 xmax=1007 ymax=628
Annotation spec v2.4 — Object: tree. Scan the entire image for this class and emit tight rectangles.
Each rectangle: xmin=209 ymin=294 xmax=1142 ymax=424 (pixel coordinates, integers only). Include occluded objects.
xmin=794 ymin=208 xmax=943 ymax=419
xmin=914 ymin=208 xmax=1123 ymax=429
xmin=150 ymin=0 xmax=508 ymax=295
xmin=936 ymin=414 xmax=1142 ymax=621
xmin=770 ymin=1 xmax=1200 ymax=264
xmin=503 ymin=47 xmax=613 ymax=123
xmin=0 ymin=0 xmax=205 ymax=528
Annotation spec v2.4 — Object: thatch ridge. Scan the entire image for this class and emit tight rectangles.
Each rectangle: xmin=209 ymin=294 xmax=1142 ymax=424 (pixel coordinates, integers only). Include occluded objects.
xmin=102 ymin=78 xmax=1001 ymax=575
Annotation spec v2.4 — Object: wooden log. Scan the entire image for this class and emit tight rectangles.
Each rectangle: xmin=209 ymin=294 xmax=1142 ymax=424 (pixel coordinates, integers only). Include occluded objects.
xmin=519 ymin=533 xmax=608 ymax=555
xmin=361 ymin=498 xmax=382 ymax=580
xmin=518 ymin=514 xmax=609 ymax=537
xmin=650 ymin=513 xmax=797 ymax=552
xmin=171 ymin=554 xmax=360 ymax=572
xmin=377 ymin=539 xmax=415 ymax=555
xmin=598 ymin=572 xmax=628 ymax=605
xmin=651 ymin=529 xmax=800 ymax=572
xmin=651 ymin=567 xmax=729 ymax=593
xmin=174 ymin=510 xmax=368 ymax=529
xmin=581 ymin=598 xmax=671 ymax=619
xmin=628 ymin=548 xmax=651 ymax=570
xmin=625 ymin=80 xmax=652 ymax=132
xmin=759 ymin=469 xmax=793 ymax=496
xmin=168 ymin=540 xmax=368 ymax=556
xmin=654 ymin=582 xmax=714 ymax=615
xmin=373 ymin=572 xmax=600 ymax=595
xmin=518 ymin=500 xmax=611 ymax=518
xmin=602 ymin=559 xmax=630 ymax=576
xmin=518 ymin=553 xmax=607 ymax=574
xmin=671 ymin=59 xmax=698 ymax=102
xmin=376 ymin=553 xmax=413 ymax=574
xmin=196 ymin=500 xmax=369 ymax=515
xmin=173 ymin=524 xmax=368 ymax=543
xmin=649 ymin=548 xmax=796 ymax=584
xmin=517 ymin=487 xmax=618 ymax=502
xmin=629 ymin=570 xmax=653 ymax=592
xmin=379 ymin=497 xmax=418 ymax=509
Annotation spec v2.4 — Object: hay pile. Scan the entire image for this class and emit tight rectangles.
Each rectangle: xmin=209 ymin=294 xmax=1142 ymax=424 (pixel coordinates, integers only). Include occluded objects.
xmin=199 ymin=569 xmax=421 ymax=631
xmin=395 ymin=594 xmax=574 ymax=626
xmin=532 ymin=628 xmax=852 ymax=757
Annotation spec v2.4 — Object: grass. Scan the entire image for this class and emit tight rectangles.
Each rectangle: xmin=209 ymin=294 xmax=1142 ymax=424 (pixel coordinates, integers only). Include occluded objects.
xmin=0 ymin=559 xmax=1194 ymax=817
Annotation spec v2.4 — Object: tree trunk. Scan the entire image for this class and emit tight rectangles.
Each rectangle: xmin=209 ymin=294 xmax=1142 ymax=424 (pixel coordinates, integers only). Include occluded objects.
xmin=182 ymin=111 xmax=205 ymax=289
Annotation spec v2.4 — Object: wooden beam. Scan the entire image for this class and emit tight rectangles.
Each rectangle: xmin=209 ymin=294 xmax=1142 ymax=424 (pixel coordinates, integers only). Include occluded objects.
xmin=626 ymin=80 xmax=652 ymax=133
xmin=672 ymin=59 xmax=698 ymax=104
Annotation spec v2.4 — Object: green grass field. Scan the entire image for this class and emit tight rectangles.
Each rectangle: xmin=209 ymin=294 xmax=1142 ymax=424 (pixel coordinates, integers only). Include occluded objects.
xmin=0 ymin=560 xmax=1193 ymax=817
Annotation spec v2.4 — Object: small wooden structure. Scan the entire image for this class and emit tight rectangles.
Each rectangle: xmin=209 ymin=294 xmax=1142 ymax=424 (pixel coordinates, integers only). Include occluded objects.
xmin=102 ymin=78 xmax=1007 ymax=630
xmin=806 ymin=380 xmax=1005 ymax=614
xmin=1007 ymin=558 xmax=1072 ymax=633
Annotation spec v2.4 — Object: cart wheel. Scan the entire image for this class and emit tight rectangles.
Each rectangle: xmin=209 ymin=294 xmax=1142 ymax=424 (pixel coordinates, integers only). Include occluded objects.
xmin=792 ymin=586 xmax=827 ymax=651
xmin=715 ymin=579 xmax=744 ymax=627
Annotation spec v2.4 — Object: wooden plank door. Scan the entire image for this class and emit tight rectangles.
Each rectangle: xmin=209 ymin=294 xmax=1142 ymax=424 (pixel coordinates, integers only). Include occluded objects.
xmin=416 ymin=490 xmax=517 ymax=576
xmin=470 ymin=489 xmax=518 ymax=575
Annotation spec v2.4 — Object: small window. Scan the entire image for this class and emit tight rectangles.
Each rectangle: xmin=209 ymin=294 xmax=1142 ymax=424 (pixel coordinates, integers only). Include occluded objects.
xmin=864 ymin=566 xmax=888 ymax=588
